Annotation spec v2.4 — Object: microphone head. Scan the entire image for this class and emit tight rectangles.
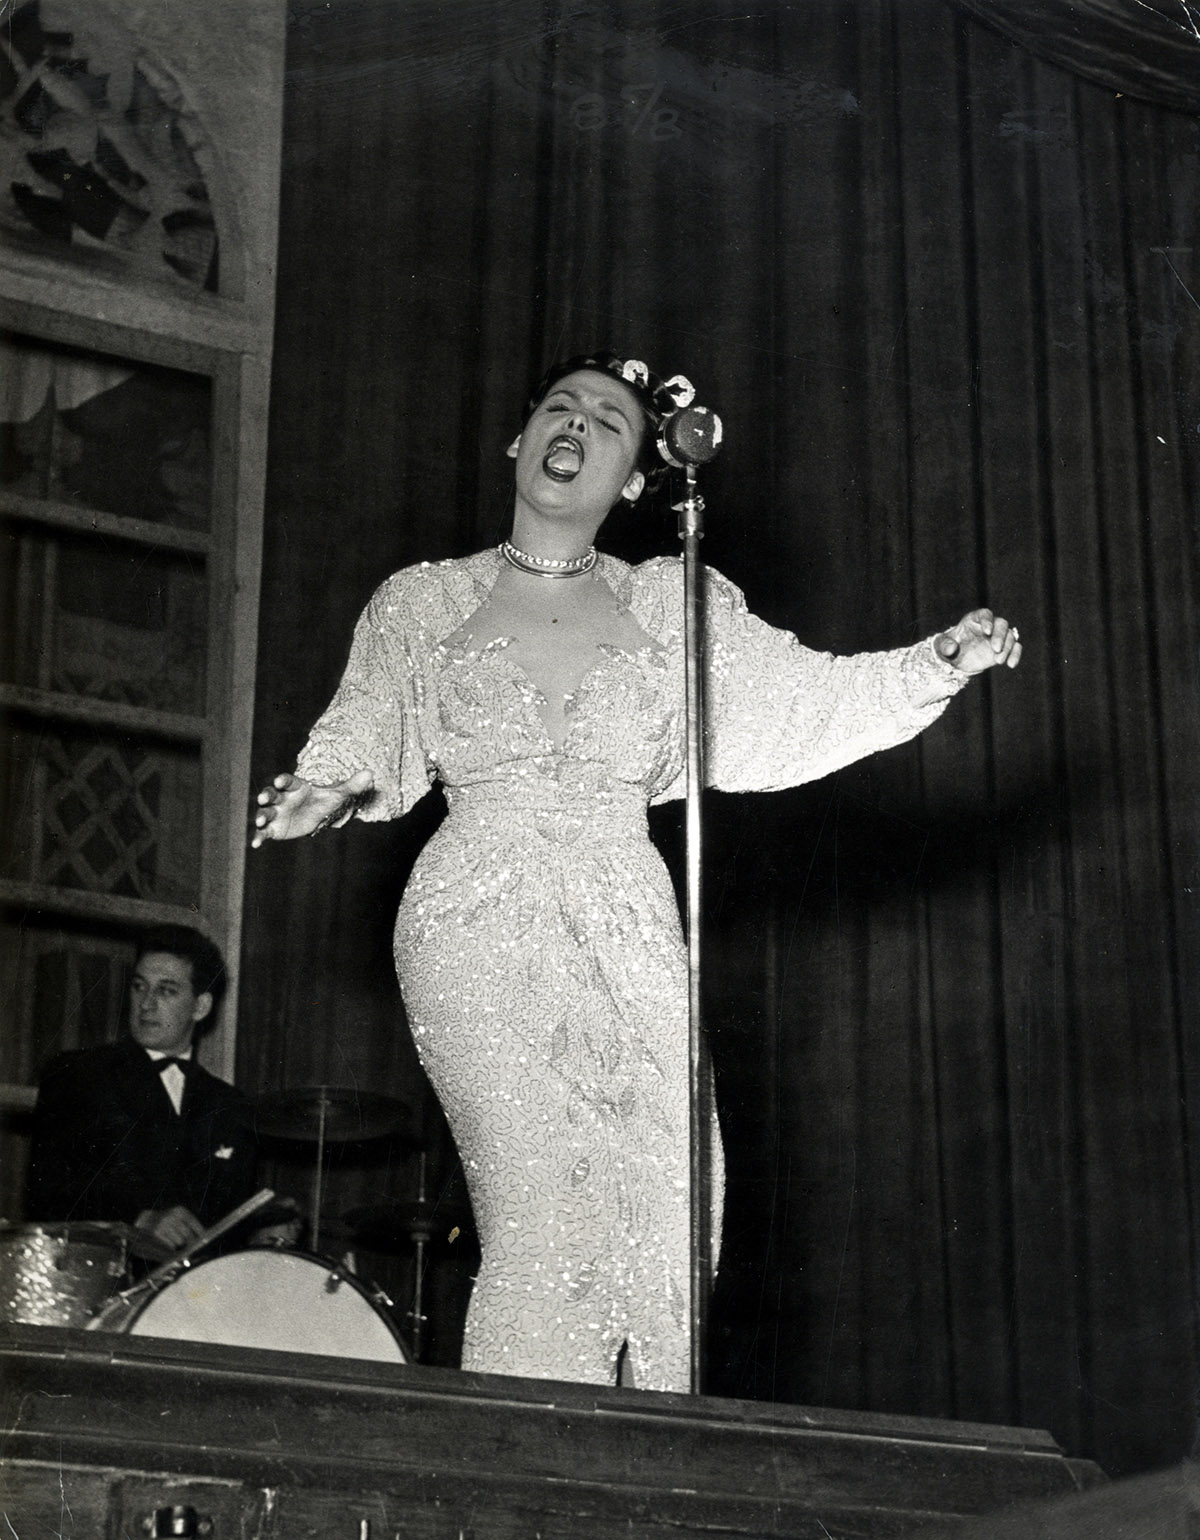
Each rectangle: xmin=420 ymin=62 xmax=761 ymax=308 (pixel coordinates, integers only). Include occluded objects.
xmin=658 ymin=405 xmax=723 ymax=468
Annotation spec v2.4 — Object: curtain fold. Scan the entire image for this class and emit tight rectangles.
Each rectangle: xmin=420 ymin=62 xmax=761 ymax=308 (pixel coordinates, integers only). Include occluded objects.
xmin=946 ymin=0 xmax=1200 ymax=115
xmin=245 ymin=0 xmax=1199 ymax=1474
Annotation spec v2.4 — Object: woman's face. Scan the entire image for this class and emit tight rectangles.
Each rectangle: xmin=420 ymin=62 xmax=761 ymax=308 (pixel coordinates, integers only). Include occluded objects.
xmin=509 ymin=369 xmax=647 ymax=527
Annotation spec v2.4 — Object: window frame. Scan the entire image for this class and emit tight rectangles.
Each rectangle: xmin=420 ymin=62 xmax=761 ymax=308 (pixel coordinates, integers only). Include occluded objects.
xmin=0 ymin=292 xmax=265 ymax=1091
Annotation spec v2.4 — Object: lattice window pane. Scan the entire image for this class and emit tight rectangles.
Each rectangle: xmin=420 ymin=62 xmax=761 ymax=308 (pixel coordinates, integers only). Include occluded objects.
xmin=0 ymin=331 xmax=213 ymax=532
xmin=0 ymin=523 xmax=208 ymax=713
xmin=2 ymin=719 xmax=202 ymax=904
xmin=0 ymin=916 xmax=133 ymax=1084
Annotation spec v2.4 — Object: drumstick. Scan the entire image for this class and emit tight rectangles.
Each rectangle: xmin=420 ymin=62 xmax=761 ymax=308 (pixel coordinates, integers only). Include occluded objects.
xmin=157 ymin=1187 xmax=278 ymax=1277
xmin=87 ymin=1188 xmax=277 ymax=1329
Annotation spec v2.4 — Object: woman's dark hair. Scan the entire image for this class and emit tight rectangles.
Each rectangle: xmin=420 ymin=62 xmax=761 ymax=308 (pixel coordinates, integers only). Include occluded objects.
xmin=135 ymin=924 xmax=227 ymax=1015
xmin=523 ymin=350 xmax=693 ymax=493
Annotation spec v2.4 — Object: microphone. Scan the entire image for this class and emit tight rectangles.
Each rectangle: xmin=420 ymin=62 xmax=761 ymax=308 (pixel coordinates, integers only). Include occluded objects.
xmin=658 ymin=405 xmax=723 ymax=468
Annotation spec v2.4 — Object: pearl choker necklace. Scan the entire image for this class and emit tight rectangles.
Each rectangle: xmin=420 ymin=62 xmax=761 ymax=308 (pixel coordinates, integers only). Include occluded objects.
xmin=500 ymin=540 xmax=597 ymax=578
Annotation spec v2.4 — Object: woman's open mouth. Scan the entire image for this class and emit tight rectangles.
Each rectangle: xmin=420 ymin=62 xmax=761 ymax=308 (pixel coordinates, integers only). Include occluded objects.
xmin=542 ymin=435 xmax=584 ymax=482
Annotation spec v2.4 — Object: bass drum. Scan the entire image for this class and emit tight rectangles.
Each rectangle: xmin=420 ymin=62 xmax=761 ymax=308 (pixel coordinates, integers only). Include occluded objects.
xmin=125 ymin=1248 xmax=409 ymax=1363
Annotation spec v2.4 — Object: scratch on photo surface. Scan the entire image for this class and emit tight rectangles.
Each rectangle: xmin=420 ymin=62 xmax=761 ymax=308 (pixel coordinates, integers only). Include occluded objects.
xmin=779 ymin=782 xmax=838 ymax=997
xmin=59 ymin=1455 xmax=74 ymax=1531
xmin=883 ymin=307 xmax=908 ymax=382
xmin=658 ymin=11 xmax=777 ymax=42
xmin=1151 ymin=248 xmax=1200 ymax=314
xmin=822 ymin=1146 xmax=856 ymax=1403
xmin=766 ymin=1153 xmax=793 ymax=1395
xmin=1129 ymin=0 xmax=1200 ymax=40
xmin=10 ymin=1390 xmax=68 ymax=1436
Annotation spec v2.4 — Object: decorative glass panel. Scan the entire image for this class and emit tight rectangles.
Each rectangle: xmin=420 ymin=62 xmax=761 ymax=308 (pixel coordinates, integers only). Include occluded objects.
xmin=0 ymin=523 xmax=208 ymax=713
xmin=2 ymin=719 xmax=202 ymax=905
xmin=0 ymin=0 xmax=219 ymax=291
xmin=0 ymin=331 xmax=213 ymax=532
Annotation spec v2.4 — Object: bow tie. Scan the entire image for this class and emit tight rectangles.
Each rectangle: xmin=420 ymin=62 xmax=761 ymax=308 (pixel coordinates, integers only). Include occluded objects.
xmin=156 ymin=1056 xmax=191 ymax=1075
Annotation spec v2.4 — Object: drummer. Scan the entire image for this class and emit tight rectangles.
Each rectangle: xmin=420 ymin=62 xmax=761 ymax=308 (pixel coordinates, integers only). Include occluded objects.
xmin=24 ymin=925 xmax=260 ymax=1254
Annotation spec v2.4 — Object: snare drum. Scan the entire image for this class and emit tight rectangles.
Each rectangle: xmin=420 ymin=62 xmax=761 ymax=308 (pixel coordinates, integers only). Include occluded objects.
xmin=0 ymin=1222 xmax=128 ymax=1327
xmin=124 ymin=1248 xmax=410 ymax=1363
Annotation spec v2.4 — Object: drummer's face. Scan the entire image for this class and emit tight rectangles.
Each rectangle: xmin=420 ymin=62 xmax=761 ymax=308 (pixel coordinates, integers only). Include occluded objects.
xmin=129 ymin=951 xmax=212 ymax=1055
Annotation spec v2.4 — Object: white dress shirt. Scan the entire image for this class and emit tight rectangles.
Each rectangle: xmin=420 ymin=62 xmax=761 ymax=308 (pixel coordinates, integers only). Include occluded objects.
xmin=145 ymin=1047 xmax=193 ymax=1115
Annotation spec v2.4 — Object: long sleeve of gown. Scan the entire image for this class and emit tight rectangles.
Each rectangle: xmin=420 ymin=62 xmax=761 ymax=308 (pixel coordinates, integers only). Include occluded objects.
xmin=295 ymin=575 xmax=433 ymax=820
xmin=699 ymin=565 xmax=971 ymax=795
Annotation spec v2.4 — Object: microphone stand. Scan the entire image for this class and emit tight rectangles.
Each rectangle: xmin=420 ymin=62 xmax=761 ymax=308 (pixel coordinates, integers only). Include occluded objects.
xmin=676 ymin=463 xmax=712 ymax=1396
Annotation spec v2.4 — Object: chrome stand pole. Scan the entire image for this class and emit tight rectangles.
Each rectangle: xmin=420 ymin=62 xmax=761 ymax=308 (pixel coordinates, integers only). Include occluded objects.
xmin=311 ymin=1092 xmax=328 ymax=1253
xmin=677 ymin=465 xmax=711 ymax=1396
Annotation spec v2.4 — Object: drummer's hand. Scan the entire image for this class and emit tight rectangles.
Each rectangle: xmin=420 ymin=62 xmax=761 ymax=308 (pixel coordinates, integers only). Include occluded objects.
xmin=250 ymin=769 xmax=374 ymax=847
xmin=247 ymin=1197 xmax=304 ymax=1249
xmin=136 ymin=1205 xmax=205 ymax=1251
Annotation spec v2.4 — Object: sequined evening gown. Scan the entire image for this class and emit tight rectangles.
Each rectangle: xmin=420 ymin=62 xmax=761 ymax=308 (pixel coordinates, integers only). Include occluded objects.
xmin=296 ymin=547 xmax=968 ymax=1390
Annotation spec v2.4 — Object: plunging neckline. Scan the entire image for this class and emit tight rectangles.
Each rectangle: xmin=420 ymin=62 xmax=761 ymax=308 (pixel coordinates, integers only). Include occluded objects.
xmin=436 ymin=634 xmax=665 ymax=755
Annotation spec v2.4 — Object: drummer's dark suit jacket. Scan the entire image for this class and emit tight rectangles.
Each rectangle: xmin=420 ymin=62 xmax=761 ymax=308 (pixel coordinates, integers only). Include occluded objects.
xmin=25 ymin=1039 xmax=258 ymax=1230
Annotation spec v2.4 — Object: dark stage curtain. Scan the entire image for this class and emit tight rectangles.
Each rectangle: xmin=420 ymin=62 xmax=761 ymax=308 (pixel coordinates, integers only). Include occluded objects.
xmin=947 ymin=0 xmax=1200 ymax=116
xmin=243 ymin=0 xmax=1200 ymax=1475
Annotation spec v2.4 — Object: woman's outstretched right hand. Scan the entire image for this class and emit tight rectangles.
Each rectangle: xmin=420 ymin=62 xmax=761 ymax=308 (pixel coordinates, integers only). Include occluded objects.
xmin=250 ymin=769 xmax=374 ymax=847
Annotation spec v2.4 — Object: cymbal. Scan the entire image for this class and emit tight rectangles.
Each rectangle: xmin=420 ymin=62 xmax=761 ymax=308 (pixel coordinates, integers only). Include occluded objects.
xmin=252 ymin=1085 xmax=414 ymax=1143
xmin=0 ymin=1218 xmax=172 ymax=1262
xmin=341 ymin=1199 xmax=475 ymax=1253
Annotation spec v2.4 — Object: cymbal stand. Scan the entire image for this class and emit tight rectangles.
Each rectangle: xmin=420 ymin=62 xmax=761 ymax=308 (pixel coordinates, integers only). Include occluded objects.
xmin=406 ymin=1151 xmax=430 ymax=1361
xmin=311 ymin=1092 xmax=329 ymax=1252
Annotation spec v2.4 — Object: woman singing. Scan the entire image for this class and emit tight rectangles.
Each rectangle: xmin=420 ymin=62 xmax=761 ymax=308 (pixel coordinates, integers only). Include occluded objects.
xmin=251 ymin=351 xmax=1021 ymax=1390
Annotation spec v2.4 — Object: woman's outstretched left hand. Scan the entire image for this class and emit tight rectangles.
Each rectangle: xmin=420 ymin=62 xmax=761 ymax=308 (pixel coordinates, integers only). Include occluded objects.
xmin=934 ymin=609 xmax=1022 ymax=674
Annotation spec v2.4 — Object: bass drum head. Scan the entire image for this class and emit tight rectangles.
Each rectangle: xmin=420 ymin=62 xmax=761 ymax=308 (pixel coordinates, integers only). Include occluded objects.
xmin=127 ymin=1248 xmax=409 ymax=1363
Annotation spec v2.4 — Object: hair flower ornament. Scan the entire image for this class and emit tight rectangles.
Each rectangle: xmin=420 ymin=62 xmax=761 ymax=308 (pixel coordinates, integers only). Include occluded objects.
xmin=661 ymin=374 xmax=696 ymax=409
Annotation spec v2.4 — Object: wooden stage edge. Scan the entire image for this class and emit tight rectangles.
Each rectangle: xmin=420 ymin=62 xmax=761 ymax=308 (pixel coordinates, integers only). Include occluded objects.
xmin=1 ymin=1323 xmax=1104 ymax=1539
